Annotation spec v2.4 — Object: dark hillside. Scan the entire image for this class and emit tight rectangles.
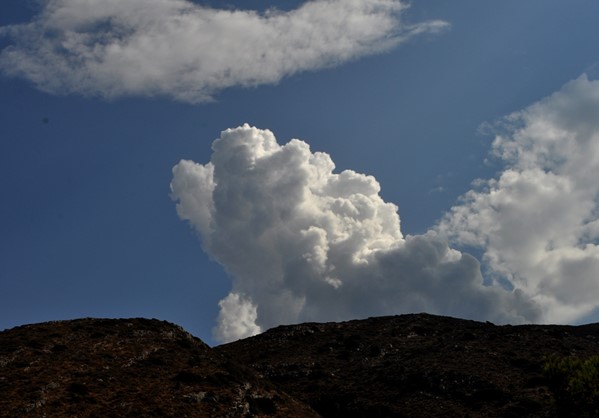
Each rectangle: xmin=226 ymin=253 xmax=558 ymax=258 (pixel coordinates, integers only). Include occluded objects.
xmin=2 ymin=314 xmax=599 ymax=417
xmin=0 ymin=318 xmax=318 ymax=417
xmin=218 ymin=314 xmax=599 ymax=417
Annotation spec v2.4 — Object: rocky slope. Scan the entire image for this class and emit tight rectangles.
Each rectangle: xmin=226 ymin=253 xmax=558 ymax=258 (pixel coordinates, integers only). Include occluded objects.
xmin=2 ymin=314 xmax=599 ymax=417
xmin=218 ymin=314 xmax=599 ymax=417
xmin=0 ymin=318 xmax=317 ymax=417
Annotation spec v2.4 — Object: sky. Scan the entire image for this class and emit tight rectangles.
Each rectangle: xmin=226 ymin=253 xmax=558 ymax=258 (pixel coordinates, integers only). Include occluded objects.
xmin=1 ymin=0 xmax=599 ymax=346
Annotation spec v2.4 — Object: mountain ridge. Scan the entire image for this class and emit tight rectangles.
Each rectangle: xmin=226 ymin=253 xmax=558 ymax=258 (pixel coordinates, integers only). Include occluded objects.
xmin=2 ymin=314 xmax=599 ymax=417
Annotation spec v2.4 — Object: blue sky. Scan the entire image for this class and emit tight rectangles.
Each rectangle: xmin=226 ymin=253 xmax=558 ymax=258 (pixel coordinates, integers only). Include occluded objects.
xmin=2 ymin=0 xmax=599 ymax=345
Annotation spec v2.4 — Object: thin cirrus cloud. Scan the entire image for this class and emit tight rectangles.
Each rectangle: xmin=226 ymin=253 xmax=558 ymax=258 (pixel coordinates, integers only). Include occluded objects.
xmin=171 ymin=124 xmax=541 ymax=343
xmin=0 ymin=0 xmax=448 ymax=103
xmin=437 ymin=74 xmax=599 ymax=325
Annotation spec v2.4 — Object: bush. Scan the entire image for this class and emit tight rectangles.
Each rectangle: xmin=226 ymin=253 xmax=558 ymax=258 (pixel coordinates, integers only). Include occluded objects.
xmin=543 ymin=354 xmax=599 ymax=417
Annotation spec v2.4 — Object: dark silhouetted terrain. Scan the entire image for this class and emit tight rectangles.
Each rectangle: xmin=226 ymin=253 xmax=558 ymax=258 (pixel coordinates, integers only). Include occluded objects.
xmin=2 ymin=314 xmax=599 ymax=417
xmin=0 ymin=318 xmax=317 ymax=417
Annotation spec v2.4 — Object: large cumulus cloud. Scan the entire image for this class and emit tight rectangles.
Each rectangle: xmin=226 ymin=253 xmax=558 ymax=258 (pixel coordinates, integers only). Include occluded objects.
xmin=0 ymin=0 xmax=447 ymax=103
xmin=171 ymin=124 xmax=539 ymax=343
xmin=438 ymin=75 xmax=599 ymax=324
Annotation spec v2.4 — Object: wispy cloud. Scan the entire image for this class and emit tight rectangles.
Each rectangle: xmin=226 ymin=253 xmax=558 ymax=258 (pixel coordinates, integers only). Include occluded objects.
xmin=438 ymin=75 xmax=599 ymax=323
xmin=0 ymin=0 xmax=448 ymax=103
xmin=171 ymin=124 xmax=539 ymax=343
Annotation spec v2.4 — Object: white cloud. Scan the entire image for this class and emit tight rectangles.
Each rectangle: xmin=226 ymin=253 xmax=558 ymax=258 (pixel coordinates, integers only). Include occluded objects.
xmin=214 ymin=292 xmax=261 ymax=343
xmin=171 ymin=124 xmax=539 ymax=343
xmin=438 ymin=75 xmax=599 ymax=323
xmin=0 ymin=0 xmax=448 ymax=103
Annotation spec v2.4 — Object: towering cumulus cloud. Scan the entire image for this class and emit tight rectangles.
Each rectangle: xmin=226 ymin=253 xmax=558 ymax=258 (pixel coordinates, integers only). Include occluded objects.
xmin=438 ymin=75 xmax=599 ymax=324
xmin=0 ymin=0 xmax=447 ymax=102
xmin=171 ymin=125 xmax=539 ymax=343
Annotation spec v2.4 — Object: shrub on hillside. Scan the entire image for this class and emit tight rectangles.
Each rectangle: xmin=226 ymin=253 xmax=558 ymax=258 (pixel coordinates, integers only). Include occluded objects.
xmin=543 ymin=354 xmax=599 ymax=417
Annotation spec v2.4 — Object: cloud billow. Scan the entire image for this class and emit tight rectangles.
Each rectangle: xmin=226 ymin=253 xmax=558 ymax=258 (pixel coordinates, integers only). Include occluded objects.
xmin=0 ymin=0 xmax=448 ymax=103
xmin=171 ymin=124 xmax=539 ymax=343
xmin=438 ymin=75 xmax=599 ymax=324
